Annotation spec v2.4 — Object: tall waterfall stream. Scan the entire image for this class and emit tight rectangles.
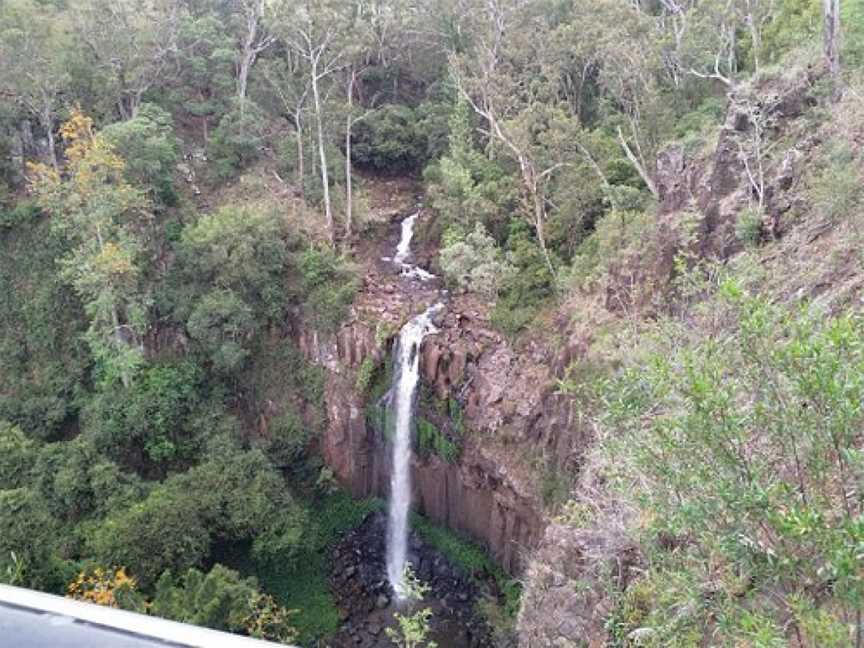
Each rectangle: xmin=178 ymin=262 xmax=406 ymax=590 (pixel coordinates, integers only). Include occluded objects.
xmin=385 ymin=211 xmax=442 ymax=599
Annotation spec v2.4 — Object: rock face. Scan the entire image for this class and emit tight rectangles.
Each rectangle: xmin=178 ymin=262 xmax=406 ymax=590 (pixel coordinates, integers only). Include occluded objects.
xmin=297 ymin=294 xmax=556 ymax=574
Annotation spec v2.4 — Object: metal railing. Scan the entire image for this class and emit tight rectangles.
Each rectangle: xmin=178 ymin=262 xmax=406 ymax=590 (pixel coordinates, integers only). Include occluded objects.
xmin=0 ymin=584 xmax=295 ymax=648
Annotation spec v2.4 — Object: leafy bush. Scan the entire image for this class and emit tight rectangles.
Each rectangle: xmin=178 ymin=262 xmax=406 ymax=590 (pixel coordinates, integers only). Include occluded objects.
xmin=491 ymin=225 xmax=556 ymax=336
xmin=186 ymin=289 xmax=256 ymax=372
xmin=83 ymin=361 xmax=207 ymax=469
xmin=439 ymin=222 xmax=514 ymax=298
xmin=208 ymin=101 xmax=267 ymax=179
xmin=806 ymin=152 xmax=863 ymax=222
xmin=152 ymin=564 xmax=297 ymax=643
xmin=102 ymin=103 xmax=179 ymax=205
xmin=603 ymin=284 xmax=864 ymax=645
xmin=735 ymin=205 xmax=764 ymax=246
xmin=0 ymin=208 xmax=90 ymax=439
xmin=424 ymin=99 xmax=518 ymax=239
xmin=351 ymin=104 xmax=427 ymax=172
xmin=179 ymin=205 xmax=289 ymax=321
xmin=90 ymin=444 xmax=306 ymax=587
xmin=416 ymin=418 xmax=459 ymax=463
xmin=294 ymin=247 xmax=359 ymax=331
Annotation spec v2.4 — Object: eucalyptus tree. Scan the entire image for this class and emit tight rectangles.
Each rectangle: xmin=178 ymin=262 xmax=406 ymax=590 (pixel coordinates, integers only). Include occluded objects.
xmin=259 ymin=54 xmax=311 ymax=197
xmin=451 ymin=0 xmax=577 ymax=274
xmin=270 ymin=0 xmax=355 ymax=246
xmin=170 ymin=12 xmax=235 ymax=143
xmin=232 ymin=0 xmax=275 ymax=110
xmin=72 ymin=0 xmax=184 ymax=120
xmin=0 ymin=0 xmax=71 ymax=172
xmin=29 ymin=110 xmax=154 ymax=387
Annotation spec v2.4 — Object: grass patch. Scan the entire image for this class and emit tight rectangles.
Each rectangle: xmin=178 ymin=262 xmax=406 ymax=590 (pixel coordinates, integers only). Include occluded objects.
xmin=410 ymin=513 xmax=521 ymax=618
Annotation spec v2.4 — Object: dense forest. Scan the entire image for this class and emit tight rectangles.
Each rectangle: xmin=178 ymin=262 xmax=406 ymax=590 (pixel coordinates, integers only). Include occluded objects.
xmin=2 ymin=0 xmax=864 ymax=646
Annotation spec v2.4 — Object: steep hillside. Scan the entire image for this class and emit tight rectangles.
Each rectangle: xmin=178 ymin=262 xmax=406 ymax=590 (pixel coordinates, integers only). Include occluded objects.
xmin=517 ymin=67 xmax=864 ymax=647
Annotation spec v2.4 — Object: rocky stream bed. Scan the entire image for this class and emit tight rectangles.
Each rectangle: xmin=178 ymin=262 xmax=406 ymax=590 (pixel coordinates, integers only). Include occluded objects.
xmin=326 ymin=512 xmax=496 ymax=648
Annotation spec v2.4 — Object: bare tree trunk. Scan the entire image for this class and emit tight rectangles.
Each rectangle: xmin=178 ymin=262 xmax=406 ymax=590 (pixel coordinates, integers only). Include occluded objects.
xmin=296 ymin=121 xmax=304 ymax=197
xmin=311 ymin=63 xmax=334 ymax=245
xmin=41 ymin=105 xmax=58 ymax=173
xmin=823 ymin=0 xmax=842 ymax=88
xmin=617 ymin=126 xmax=659 ymax=199
xmin=345 ymin=68 xmax=356 ymax=242
xmin=746 ymin=1 xmax=762 ymax=75
xmin=237 ymin=49 xmax=254 ymax=106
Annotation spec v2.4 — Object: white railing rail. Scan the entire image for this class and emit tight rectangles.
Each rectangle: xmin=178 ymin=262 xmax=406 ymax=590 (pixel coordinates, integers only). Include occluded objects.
xmin=0 ymin=583 xmax=296 ymax=647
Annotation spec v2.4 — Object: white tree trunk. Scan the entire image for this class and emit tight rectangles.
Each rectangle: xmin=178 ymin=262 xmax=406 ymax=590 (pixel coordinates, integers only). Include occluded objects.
xmin=311 ymin=63 xmax=334 ymax=245
xmin=823 ymin=0 xmax=842 ymax=79
xmin=345 ymin=69 xmax=356 ymax=241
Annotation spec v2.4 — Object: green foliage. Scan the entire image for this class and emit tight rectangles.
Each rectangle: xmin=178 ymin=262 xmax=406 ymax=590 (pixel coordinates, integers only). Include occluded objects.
xmin=0 ymin=208 xmax=89 ymax=438
xmin=208 ymin=100 xmax=267 ymax=179
xmin=176 ymin=205 xmax=290 ymax=369
xmin=82 ymin=361 xmax=207 ymax=469
xmin=248 ymin=493 xmax=384 ymax=644
xmin=351 ymin=104 xmax=428 ymax=172
xmin=806 ymin=146 xmax=863 ymax=222
xmin=102 ymin=103 xmax=179 ymax=205
xmin=735 ymin=205 xmax=765 ymax=246
xmin=603 ymin=286 xmax=864 ymax=645
xmin=294 ymin=247 xmax=359 ymax=332
xmin=186 ymin=288 xmax=257 ymax=372
xmin=439 ymin=222 xmax=515 ymax=298
xmin=90 ymin=443 xmax=306 ymax=588
xmin=262 ymin=411 xmax=308 ymax=468
xmin=410 ymin=514 xmax=521 ymax=619
xmin=424 ymin=98 xmax=518 ymax=239
xmin=29 ymin=110 xmax=152 ymax=387
xmin=0 ymin=487 xmax=67 ymax=591
xmin=355 ymin=357 xmax=377 ymax=394
xmin=491 ymin=225 xmax=556 ymax=336
xmin=386 ymin=607 xmax=437 ymax=648
xmin=416 ymin=418 xmax=459 ymax=463
xmin=179 ymin=205 xmax=289 ymax=320
xmin=153 ymin=564 xmax=298 ymax=643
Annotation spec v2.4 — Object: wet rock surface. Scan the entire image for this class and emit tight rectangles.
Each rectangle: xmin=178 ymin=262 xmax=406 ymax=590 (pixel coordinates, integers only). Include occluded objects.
xmin=326 ymin=512 xmax=496 ymax=648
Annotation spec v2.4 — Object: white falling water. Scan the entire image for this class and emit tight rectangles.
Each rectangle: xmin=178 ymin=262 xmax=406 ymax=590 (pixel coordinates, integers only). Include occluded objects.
xmin=388 ymin=211 xmax=435 ymax=282
xmin=385 ymin=210 xmax=442 ymax=598
xmin=385 ymin=304 xmax=441 ymax=598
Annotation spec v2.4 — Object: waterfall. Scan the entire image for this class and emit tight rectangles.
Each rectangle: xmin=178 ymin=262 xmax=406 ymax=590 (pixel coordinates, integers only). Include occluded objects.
xmin=388 ymin=211 xmax=435 ymax=282
xmin=385 ymin=305 xmax=441 ymax=598
xmin=385 ymin=209 xmax=442 ymax=598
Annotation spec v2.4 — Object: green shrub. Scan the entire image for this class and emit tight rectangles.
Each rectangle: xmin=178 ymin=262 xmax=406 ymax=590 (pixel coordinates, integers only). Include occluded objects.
xmin=806 ymin=152 xmax=863 ymax=222
xmin=351 ymin=104 xmax=427 ymax=172
xmin=178 ymin=205 xmax=289 ymax=322
xmin=186 ymin=289 xmax=256 ymax=372
xmin=439 ymin=222 xmax=515 ymax=297
xmin=151 ymin=564 xmax=297 ymax=642
xmin=83 ymin=361 xmax=207 ymax=468
xmin=0 ymin=208 xmax=89 ymax=439
xmin=355 ymin=357 xmax=376 ymax=394
xmin=411 ymin=514 xmax=521 ymax=618
xmin=208 ymin=101 xmax=267 ymax=179
xmin=102 ymin=103 xmax=179 ymax=205
xmin=603 ymin=284 xmax=864 ymax=645
xmin=490 ymin=224 xmax=556 ymax=336
xmin=735 ymin=205 xmax=764 ymax=246
xmin=90 ymin=445 xmax=306 ymax=588
xmin=416 ymin=418 xmax=459 ymax=463
xmin=295 ymin=248 xmax=359 ymax=332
